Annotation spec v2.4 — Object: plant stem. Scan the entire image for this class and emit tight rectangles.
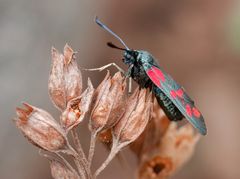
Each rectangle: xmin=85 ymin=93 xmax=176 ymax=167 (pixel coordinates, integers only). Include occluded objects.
xmin=88 ymin=132 xmax=97 ymax=169
xmin=94 ymin=146 xmax=119 ymax=178
xmin=56 ymin=152 xmax=80 ymax=178
xmin=71 ymin=128 xmax=88 ymax=166
xmin=65 ymin=145 xmax=87 ymax=179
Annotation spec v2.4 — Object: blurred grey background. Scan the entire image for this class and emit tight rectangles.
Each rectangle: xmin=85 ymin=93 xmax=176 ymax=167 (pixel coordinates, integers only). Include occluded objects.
xmin=1 ymin=0 xmax=240 ymax=178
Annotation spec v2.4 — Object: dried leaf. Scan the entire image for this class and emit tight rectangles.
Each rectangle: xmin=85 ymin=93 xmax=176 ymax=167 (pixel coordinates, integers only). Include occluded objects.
xmin=15 ymin=103 xmax=68 ymax=152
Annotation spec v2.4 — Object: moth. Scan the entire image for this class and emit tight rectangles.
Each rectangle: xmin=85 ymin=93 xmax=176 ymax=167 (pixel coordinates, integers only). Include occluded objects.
xmin=89 ymin=17 xmax=207 ymax=135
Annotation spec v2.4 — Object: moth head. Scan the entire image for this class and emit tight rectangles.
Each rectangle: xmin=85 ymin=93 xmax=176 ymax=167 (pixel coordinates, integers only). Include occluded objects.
xmin=123 ymin=50 xmax=139 ymax=65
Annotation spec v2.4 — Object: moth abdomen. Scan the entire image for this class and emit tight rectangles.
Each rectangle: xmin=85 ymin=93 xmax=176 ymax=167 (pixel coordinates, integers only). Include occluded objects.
xmin=153 ymin=86 xmax=183 ymax=121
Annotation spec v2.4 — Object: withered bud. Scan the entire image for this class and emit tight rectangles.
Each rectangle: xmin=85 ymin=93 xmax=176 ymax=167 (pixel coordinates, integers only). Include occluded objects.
xmin=89 ymin=72 xmax=126 ymax=133
xmin=113 ymin=88 xmax=153 ymax=147
xmin=49 ymin=44 xmax=82 ymax=111
xmin=15 ymin=103 xmax=68 ymax=152
xmin=61 ymin=78 xmax=94 ymax=131
xmin=50 ymin=159 xmax=80 ymax=179
xmin=138 ymin=123 xmax=200 ymax=179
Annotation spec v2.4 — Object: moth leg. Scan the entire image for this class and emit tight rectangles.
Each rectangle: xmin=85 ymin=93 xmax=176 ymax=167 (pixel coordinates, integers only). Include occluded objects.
xmin=126 ymin=64 xmax=134 ymax=95
xmin=128 ymin=77 xmax=132 ymax=95
xmin=84 ymin=63 xmax=125 ymax=74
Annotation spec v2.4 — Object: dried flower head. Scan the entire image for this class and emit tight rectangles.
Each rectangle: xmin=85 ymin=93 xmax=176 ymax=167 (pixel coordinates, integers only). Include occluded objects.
xmin=15 ymin=44 xmax=203 ymax=179
xmin=89 ymin=72 xmax=126 ymax=133
xmin=61 ymin=78 xmax=94 ymax=131
xmin=49 ymin=44 xmax=82 ymax=111
xmin=138 ymin=123 xmax=200 ymax=179
xmin=15 ymin=103 xmax=68 ymax=152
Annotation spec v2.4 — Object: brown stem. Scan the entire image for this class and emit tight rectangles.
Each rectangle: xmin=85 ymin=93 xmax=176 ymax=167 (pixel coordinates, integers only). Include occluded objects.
xmin=65 ymin=145 xmax=87 ymax=179
xmin=56 ymin=152 xmax=80 ymax=178
xmin=71 ymin=128 xmax=88 ymax=166
xmin=94 ymin=143 xmax=120 ymax=178
xmin=88 ymin=132 xmax=97 ymax=169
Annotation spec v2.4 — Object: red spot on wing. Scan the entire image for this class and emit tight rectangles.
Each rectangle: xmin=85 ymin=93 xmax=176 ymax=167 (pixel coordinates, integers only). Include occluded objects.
xmin=170 ymin=90 xmax=177 ymax=99
xmin=152 ymin=66 xmax=165 ymax=82
xmin=192 ymin=107 xmax=201 ymax=118
xmin=185 ymin=104 xmax=192 ymax=117
xmin=146 ymin=69 xmax=161 ymax=87
xmin=176 ymin=89 xmax=184 ymax=98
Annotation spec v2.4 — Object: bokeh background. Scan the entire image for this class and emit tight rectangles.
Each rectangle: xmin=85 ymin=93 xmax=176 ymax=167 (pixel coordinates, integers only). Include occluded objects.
xmin=1 ymin=0 xmax=240 ymax=178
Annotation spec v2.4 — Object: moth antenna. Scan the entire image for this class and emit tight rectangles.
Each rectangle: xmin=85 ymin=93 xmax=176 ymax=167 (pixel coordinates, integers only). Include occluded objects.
xmin=95 ymin=16 xmax=130 ymax=50
xmin=107 ymin=42 xmax=126 ymax=51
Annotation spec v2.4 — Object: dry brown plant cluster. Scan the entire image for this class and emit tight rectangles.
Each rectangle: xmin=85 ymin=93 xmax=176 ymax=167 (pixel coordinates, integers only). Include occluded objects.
xmin=14 ymin=44 xmax=201 ymax=179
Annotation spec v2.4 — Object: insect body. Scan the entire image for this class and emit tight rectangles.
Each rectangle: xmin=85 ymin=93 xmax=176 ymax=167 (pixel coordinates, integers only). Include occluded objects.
xmin=125 ymin=51 xmax=184 ymax=121
xmin=95 ymin=17 xmax=207 ymax=135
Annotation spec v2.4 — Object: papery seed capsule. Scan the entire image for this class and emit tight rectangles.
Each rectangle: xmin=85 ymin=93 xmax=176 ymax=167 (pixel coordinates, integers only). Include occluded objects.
xmin=15 ymin=103 xmax=68 ymax=152
xmin=130 ymin=99 xmax=170 ymax=158
xmin=49 ymin=44 xmax=82 ymax=111
xmin=89 ymin=72 xmax=112 ymax=132
xmin=104 ymin=72 xmax=126 ymax=129
xmin=61 ymin=78 xmax=94 ymax=131
xmin=49 ymin=47 xmax=66 ymax=110
xmin=118 ymin=90 xmax=152 ymax=145
xmin=63 ymin=44 xmax=82 ymax=103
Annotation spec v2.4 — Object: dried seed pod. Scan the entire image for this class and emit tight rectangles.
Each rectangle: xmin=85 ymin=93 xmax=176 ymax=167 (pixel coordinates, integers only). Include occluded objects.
xmin=15 ymin=103 xmax=68 ymax=152
xmin=130 ymin=99 xmax=170 ymax=158
xmin=50 ymin=159 xmax=80 ymax=179
xmin=93 ymin=89 xmax=153 ymax=178
xmin=113 ymin=88 xmax=153 ymax=147
xmin=104 ymin=72 xmax=126 ymax=129
xmin=89 ymin=72 xmax=126 ymax=133
xmin=61 ymin=78 xmax=94 ymax=131
xmin=89 ymin=72 xmax=111 ymax=132
xmin=49 ymin=47 xmax=66 ymax=110
xmin=113 ymin=88 xmax=140 ymax=137
xmin=49 ymin=44 xmax=82 ymax=111
xmin=138 ymin=123 xmax=200 ymax=179
xmin=63 ymin=44 xmax=82 ymax=103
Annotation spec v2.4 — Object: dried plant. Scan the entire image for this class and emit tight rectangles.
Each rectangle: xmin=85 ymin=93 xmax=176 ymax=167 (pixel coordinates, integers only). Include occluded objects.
xmin=14 ymin=44 xmax=202 ymax=179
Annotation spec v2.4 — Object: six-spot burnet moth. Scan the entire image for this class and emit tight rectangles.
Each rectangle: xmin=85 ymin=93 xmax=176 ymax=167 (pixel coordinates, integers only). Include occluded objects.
xmin=90 ymin=17 xmax=207 ymax=135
